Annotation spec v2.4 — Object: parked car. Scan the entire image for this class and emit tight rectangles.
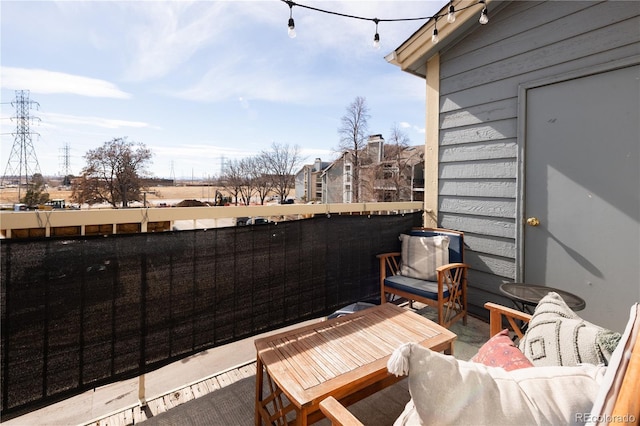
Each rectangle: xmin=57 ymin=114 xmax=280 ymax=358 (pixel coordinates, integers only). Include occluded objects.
xmin=236 ymin=217 xmax=250 ymax=226
xmin=280 ymin=198 xmax=294 ymax=204
xmin=245 ymin=217 xmax=272 ymax=225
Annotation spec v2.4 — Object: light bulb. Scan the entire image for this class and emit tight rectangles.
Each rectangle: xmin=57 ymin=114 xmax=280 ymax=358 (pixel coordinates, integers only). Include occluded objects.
xmin=431 ymin=28 xmax=439 ymax=44
xmin=447 ymin=4 xmax=456 ymax=23
xmin=479 ymin=7 xmax=489 ymax=24
xmin=288 ymin=17 xmax=296 ymax=38
xmin=372 ymin=19 xmax=380 ymax=50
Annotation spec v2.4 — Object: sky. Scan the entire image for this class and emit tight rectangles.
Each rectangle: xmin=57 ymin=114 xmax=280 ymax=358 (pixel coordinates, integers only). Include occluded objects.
xmin=1 ymin=0 xmax=441 ymax=180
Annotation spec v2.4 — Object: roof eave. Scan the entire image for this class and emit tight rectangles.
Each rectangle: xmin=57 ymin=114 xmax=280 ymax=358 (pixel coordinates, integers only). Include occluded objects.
xmin=387 ymin=0 xmax=507 ymax=78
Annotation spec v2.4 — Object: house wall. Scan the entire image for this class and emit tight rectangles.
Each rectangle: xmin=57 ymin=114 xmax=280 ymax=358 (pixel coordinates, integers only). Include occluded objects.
xmin=436 ymin=1 xmax=640 ymax=310
xmin=296 ymin=160 xmax=330 ymax=202
xmin=323 ymin=160 xmax=345 ymax=204
xmin=295 ymin=168 xmax=306 ymax=200
xmin=310 ymin=171 xmax=323 ymax=202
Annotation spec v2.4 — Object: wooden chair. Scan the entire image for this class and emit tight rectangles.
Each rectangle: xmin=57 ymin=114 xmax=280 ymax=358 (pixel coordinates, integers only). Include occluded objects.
xmin=377 ymin=228 xmax=468 ymax=328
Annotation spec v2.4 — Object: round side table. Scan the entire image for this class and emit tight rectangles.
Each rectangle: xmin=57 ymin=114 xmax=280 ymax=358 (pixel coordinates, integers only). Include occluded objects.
xmin=499 ymin=283 xmax=586 ymax=313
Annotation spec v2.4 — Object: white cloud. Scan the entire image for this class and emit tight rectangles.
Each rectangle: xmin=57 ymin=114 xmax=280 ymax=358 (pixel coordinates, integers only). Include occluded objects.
xmin=41 ymin=112 xmax=151 ymax=130
xmin=153 ymin=143 xmax=250 ymax=158
xmin=168 ymin=51 xmax=346 ymax=105
xmin=398 ymin=121 xmax=424 ymax=134
xmin=123 ymin=2 xmax=238 ymax=81
xmin=0 ymin=67 xmax=131 ymax=99
xmin=300 ymin=147 xmax=335 ymax=162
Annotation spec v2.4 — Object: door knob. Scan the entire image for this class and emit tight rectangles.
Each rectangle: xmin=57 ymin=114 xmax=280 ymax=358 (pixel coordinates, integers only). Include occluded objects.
xmin=526 ymin=217 xmax=540 ymax=227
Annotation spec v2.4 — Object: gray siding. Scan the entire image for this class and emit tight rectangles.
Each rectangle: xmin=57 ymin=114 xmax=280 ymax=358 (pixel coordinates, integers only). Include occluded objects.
xmin=437 ymin=1 xmax=640 ymax=310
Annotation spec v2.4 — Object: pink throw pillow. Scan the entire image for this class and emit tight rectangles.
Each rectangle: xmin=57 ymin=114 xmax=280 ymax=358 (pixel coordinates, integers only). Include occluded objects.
xmin=471 ymin=329 xmax=534 ymax=371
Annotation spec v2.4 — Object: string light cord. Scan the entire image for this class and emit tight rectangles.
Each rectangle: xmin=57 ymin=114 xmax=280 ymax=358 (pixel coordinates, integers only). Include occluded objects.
xmin=281 ymin=0 xmax=489 ymax=45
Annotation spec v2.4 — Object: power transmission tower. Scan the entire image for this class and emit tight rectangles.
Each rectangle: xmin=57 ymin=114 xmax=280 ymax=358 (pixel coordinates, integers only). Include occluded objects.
xmin=1 ymin=90 xmax=42 ymax=200
xmin=59 ymin=142 xmax=72 ymax=177
xmin=170 ymin=160 xmax=176 ymax=184
xmin=220 ymin=155 xmax=227 ymax=175
xmin=58 ymin=142 xmax=74 ymax=186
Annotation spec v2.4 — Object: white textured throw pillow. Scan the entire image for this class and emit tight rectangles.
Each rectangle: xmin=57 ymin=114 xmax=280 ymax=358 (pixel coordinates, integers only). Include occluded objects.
xmin=388 ymin=343 xmax=606 ymax=426
xmin=399 ymin=234 xmax=449 ymax=281
xmin=519 ymin=292 xmax=621 ymax=367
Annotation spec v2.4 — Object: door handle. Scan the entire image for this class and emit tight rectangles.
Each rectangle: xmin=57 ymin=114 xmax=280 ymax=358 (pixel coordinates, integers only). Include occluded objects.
xmin=526 ymin=217 xmax=540 ymax=227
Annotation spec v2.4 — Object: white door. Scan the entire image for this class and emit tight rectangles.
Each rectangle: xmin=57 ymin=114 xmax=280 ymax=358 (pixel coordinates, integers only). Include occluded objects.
xmin=523 ymin=64 xmax=640 ymax=332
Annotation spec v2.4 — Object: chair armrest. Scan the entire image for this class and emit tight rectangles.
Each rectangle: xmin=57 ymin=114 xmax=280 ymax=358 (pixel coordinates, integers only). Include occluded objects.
xmin=484 ymin=302 xmax=532 ymax=339
xmin=436 ymin=262 xmax=468 ymax=273
xmin=319 ymin=397 xmax=364 ymax=426
xmin=376 ymin=252 xmax=401 ymax=260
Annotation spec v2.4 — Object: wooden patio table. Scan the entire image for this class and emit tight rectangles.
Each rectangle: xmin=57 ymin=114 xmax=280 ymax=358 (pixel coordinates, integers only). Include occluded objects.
xmin=254 ymin=303 xmax=457 ymax=426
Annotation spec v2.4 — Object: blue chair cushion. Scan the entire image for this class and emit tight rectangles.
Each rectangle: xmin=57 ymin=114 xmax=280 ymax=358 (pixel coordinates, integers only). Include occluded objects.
xmin=384 ymin=275 xmax=450 ymax=300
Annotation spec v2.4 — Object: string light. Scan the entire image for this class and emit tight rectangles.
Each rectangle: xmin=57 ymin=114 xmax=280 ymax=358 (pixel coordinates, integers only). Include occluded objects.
xmin=287 ymin=1 xmax=296 ymax=38
xmin=281 ymin=0 xmax=490 ymax=47
xmin=479 ymin=8 xmax=488 ymax=24
xmin=447 ymin=3 xmax=456 ymax=23
xmin=479 ymin=0 xmax=489 ymax=24
xmin=431 ymin=19 xmax=439 ymax=44
xmin=373 ymin=32 xmax=380 ymax=49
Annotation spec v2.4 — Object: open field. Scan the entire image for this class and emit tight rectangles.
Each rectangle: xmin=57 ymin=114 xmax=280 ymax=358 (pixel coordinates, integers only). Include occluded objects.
xmin=0 ymin=185 xmax=245 ymax=207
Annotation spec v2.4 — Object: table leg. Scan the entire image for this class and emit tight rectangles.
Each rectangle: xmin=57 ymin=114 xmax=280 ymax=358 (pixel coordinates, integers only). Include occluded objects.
xmin=255 ymin=356 xmax=299 ymax=425
xmin=444 ymin=341 xmax=453 ymax=356
xmin=255 ymin=356 xmax=264 ymax=426
xmin=299 ymin=407 xmax=309 ymax=426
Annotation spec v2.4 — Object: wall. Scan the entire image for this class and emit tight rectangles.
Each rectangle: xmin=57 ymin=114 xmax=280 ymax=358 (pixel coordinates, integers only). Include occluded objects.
xmin=322 ymin=160 xmax=346 ymax=204
xmin=436 ymin=1 xmax=640 ymax=311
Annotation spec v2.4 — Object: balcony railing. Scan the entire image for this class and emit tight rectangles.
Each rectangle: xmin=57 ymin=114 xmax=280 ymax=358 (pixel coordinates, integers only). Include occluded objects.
xmin=0 ymin=206 xmax=422 ymax=416
xmin=0 ymin=201 xmax=422 ymax=238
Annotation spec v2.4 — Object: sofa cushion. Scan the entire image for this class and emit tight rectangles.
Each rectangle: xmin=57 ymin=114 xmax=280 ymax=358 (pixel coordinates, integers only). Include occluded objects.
xmin=471 ymin=329 xmax=534 ymax=371
xmin=388 ymin=343 xmax=606 ymax=426
xmin=383 ymin=275 xmax=449 ymax=300
xmin=518 ymin=292 xmax=621 ymax=367
xmin=399 ymin=234 xmax=449 ymax=281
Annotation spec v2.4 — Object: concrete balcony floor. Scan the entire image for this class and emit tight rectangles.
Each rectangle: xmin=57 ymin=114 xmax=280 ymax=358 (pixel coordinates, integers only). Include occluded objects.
xmin=3 ymin=303 xmax=489 ymax=426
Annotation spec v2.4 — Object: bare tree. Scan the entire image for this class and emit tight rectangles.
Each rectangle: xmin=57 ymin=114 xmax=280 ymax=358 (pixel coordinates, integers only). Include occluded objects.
xmin=383 ymin=124 xmax=414 ymax=201
xmin=253 ymin=154 xmax=274 ymax=205
xmin=337 ymin=96 xmax=370 ymax=203
xmin=368 ymin=125 xmax=423 ymax=201
xmin=261 ymin=142 xmax=303 ymax=203
xmin=237 ymin=157 xmax=259 ymax=206
xmin=71 ymin=137 xmax=152 ymax=208
xmin=220 ymin=159 xmax=243 ymax=205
